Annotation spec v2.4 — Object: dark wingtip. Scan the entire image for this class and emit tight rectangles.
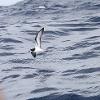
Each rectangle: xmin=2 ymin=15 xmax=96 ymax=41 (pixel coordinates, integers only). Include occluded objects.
xmin=42 ymin=27 xmax=44 ymax=31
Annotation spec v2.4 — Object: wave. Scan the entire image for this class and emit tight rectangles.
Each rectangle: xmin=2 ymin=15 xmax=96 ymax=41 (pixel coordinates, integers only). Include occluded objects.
xmin=27 ymin=93 xmax=100 ymax=100
xmin=0 ymin=38 xmax=22 ymax=43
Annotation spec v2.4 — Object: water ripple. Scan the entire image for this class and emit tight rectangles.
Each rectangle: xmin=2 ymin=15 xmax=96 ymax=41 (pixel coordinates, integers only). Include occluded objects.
xmin=0 ymin=45 xmax=14 ymax=50
xmin=23 ymin=73 xmax=38 ymax=79
xmin=0 ymin=52 xmax=15 ymax=56
xmin=65 ymin=41 xmax=100 ymax=51
xmin=27 ymin=93 xmax=100 ymax=100
xmin=1 ymin=0 xmax=100 ymax=99
xmin=0 ymin=38 xmax=22 ymax=43
xmin=62 ymin=67 xmax=100 ymax=76
xmin=31 ymin=87 xmax=58 ymax=93
xmin=63 ymin=51 xmax=99 ymax=60
xmin=93 ymin=46 xmax=100 ymax=50
xmin=9 ymin=58 xmax=33 ymax=64
xmin=89 ymin=16 xmax=100 ymax=22
xmin=2 ymin=74 xmax=20 ymax=81
xmin=37 ymin=69 xmax=55 ymax=73
xmin=76 ymin=67 xmax=100 ymax=74
xmin=74 ymin=75 xmax=89 ymax=79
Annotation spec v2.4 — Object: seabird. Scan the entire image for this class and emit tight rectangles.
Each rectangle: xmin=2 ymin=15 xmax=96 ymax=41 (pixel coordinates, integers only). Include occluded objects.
xmin=30 ymin=28 xmax=44 ymax=57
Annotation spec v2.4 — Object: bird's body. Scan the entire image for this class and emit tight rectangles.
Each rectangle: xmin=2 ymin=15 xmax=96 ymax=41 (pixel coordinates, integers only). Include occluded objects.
xmin=30 ymin=28 xmax=44 ymax=57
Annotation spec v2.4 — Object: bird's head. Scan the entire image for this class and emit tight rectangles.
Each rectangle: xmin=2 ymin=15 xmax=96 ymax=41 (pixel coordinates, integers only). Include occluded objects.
xmin=30 ymin=48 xmax=35 ymax=52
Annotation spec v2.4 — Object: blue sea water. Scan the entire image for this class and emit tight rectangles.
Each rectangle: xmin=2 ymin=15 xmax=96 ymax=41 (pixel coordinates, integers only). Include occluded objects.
xmin=0 ymin=0 xmax=100 ymax=100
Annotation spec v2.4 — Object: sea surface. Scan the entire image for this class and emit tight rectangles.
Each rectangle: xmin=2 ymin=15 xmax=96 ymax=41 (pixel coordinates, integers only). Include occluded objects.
xmin=0 ymin=0 xmax=100 ymax=100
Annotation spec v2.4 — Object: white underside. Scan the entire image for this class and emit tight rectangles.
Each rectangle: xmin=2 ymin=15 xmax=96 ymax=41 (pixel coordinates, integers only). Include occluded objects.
xmin=35 ymin=46 xmax=44 ymax=54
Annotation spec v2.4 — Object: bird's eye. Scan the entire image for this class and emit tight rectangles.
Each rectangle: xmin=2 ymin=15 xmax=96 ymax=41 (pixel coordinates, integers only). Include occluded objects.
xmin=31 ymin=48 xmax=35 ymax=51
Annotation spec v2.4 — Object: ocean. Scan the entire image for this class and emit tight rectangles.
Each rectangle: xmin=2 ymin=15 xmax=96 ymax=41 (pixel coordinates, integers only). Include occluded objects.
xmin=0 ymin=0 xmax=100 ymax=100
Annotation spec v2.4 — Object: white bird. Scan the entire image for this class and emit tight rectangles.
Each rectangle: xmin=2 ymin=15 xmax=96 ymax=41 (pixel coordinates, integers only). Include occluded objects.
xmin=30 ymin=28 xmax=44 ymax=57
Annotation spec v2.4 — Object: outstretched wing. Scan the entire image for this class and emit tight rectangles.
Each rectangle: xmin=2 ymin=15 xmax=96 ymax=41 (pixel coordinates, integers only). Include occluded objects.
xmin=35 ymin=28 xmax=44 ymax=48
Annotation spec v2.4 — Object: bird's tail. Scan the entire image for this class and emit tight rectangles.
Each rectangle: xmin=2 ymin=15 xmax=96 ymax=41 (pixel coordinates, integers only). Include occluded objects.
xmin=31 ymin=52 xmax=36 ymax=58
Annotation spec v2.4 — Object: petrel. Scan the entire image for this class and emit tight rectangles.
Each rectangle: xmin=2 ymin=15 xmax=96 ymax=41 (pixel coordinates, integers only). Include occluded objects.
xmin=30 ymin=28 xmax=44 ymax=57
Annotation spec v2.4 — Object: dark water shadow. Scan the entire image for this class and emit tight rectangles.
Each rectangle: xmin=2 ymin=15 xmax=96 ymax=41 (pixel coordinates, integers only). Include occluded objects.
xmin=13 ymin=66 xmax=35 ymax=70
xmin=37 ymin=69 xmax=54 ymax=73
xmin=0 ymin=45 xmax=14 ymax=50
xmin=61 ymin=27 xmax=98 ymax=33
xmin=62 ymin=69 xmax=77 ymax=76
xmin=0 ymin=38 xmax=22 ymax=43
xmin=45 ymin=31 xmax=69 ymax=36
xmin=32 ymin=25 xmax=41 ymax=27
xmin=64 ymin=41 xmax=100 ymax=51
xmin=76 ymin=1 xmax=100 ymax=10
xmin=49 ymin=23 xmax=99 ymax=27
xmin=2 ymin=66 xmax=35 ymax=72
xmin=27 ymin=93 xmax=100 ymax=100
xmin=9 ymin=58 xmax=33 ymax=64
xmin=36 ymin=69 xmax=55 ymax=77
xmin=31 ymin=69 xmax=55 ymax=82
xmin=0 ymin=52 xmax=15 ymax=56
xmin=21 ymin=30 xmax=36 ymax=35
xmin=76 ymin=67 xmax=100 ymax=74
xmin=47 ymin=46 xmax=57 ymax=51
xmin=23 ymin=73 xmax=38 ymax=79
xmin=2 ymin=74 xmax=20 ymax=81
xmin=62 ymin=69 xmax=77 ymax=73
xmin=53 ymin=4 xmax=68 ymax=9
xmin=62 ymin=67 xmax=100 ymax=77
xmin=74 ymin=75 xmax=89 ymax=79
xmin=0 ymin=25 xmax=7 ymax=28
xmin=86 ymin=36 xmax=100 ymax=40
xmin=68 ymin=28 xmax=98 ymax=32
xmin=88 ymin=16 xmax=100 ymax=22
xmin=93 ymin=46 xmax=100 ymax=50
xmin=63 ymin=51 xmax=99 ymax=61
xmin=31 ymin=87 xmax=58 ymax=94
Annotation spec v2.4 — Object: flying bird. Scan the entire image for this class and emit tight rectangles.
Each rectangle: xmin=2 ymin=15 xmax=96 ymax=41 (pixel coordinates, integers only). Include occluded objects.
xmin=30 ymin=28 xmax=44 ymax=57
